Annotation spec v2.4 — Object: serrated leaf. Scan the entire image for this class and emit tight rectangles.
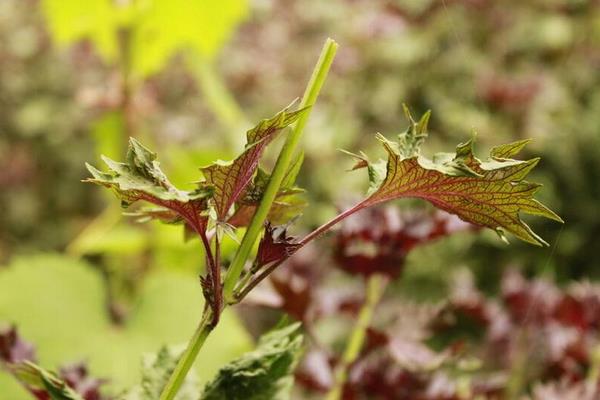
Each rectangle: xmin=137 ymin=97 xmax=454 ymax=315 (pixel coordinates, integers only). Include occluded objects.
xmin=200 ymin=105 xmax=307 ymax=221
xmin=85 ymin=138 xmax=212 ymax=233
xmin=200 ymin=322 xmax=304 ymax=400
xmin=352 ymin=108 xmax=562 ymax=246
xmin=120 ymin=346 xmax=199 ymax=400
xmin=228 ymin=152 xmax=307 ymax=228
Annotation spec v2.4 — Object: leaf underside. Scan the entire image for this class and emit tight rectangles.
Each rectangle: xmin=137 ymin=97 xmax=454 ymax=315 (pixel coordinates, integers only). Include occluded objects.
xmin=350 ymin=107 xmax=562 ymax=246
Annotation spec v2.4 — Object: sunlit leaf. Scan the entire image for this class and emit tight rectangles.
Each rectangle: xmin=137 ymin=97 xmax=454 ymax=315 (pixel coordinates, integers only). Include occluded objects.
xmin=41 ymin=0 xmax=248 ymax=78
xmin=41 ymin=0 xmax=123 ymax=61
xmin=0 ymin=255 xmax=252 ymax=398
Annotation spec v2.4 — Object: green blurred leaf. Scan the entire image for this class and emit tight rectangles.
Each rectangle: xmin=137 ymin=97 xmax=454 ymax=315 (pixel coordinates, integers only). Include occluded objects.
xmin=41 ymin=0 xmax=124 ymax=61
xmin=0 ymin=254 xmax=252 ymax=399
xmin=120 ymin=346 xmax=199 ymax=400
xmin=129 ymin=0 xmax=248 ymax=77
xmin=72 ymin=222 xmax=148 ymax=255
xmin=92 ymin=111 xmax=126 ymax=162
xmin=41 ymin=0 xmax=248 ymax=78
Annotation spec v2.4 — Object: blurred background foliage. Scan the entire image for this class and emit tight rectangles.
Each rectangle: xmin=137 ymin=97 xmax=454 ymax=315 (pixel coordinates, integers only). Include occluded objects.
xmin=0 ymin=0 xmax=599 ymax=398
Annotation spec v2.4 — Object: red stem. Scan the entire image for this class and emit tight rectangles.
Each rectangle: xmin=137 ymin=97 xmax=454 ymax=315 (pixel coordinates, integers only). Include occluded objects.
xmin=234 ymin=201 xmax=368 ymax=301
xmin=299 ymin=201 xmax=367 ymax=246
xmin=213 ymin=232 xmax=223 ymax=323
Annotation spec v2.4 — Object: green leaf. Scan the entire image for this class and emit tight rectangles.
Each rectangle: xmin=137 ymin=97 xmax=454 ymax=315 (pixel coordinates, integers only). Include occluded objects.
xmin=200 ymin=105 xmax=307 ymax=221
xmin=85 ymin=138 xmax=212 ymax=232
xmin=200 ymin=322 xmax=304 ymax=400
xmin=13 ymin=362 xmax=84 ymax=400
xmin=41 ymin=0 xmax=248 ymax=78
xmin=351 ymin=107 xmax=562 ymax=246
xmin=120 ymin=347 xmax=199 ymax=400
xmin=0 ymin=254 xmax=253 ymax=399
xmin=129 ymin=0 xmax=248 ymax=77
xmin=41 ymin=0 xmax=123 ymax=62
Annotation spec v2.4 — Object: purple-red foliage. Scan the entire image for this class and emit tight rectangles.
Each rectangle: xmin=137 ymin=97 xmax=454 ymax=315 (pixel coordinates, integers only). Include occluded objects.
xmin=333 ymin=208 xmax=475 ymax=278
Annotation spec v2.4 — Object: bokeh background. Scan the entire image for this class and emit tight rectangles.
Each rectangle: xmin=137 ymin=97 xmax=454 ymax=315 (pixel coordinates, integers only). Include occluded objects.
xmin=1 ymin=0 xmax=599 ymax=398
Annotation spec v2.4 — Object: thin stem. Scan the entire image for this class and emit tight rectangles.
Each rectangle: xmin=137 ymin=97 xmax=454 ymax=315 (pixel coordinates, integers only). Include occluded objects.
xmin=325 ymin=274 xmax=388 ymax=400
xmin=158 ymin=309 xmax=215 ymax=400
xmin=197 ymin=227 xmax=222 ymax=323
xmin=223 ymin=38 xmax=338 ymax=303
xmin=234 ymin=201 xmax=367 ymax=301
xmin=299 ymin=201 xmax=367 ymax=246
xmin=586 ymin=345 xmax=600 ymax=391
xmin=188 ymin=54 xmax=249 ymax=149
xmin=213 ymin=231 xmax=223 ymax=321
xmin=504 ymin=329 xmax=529 ymax=400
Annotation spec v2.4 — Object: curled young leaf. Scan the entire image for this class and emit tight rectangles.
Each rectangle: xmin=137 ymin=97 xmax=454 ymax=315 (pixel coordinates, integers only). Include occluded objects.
xmin=255 ymin=223 xmax=302 ymax=270
xmin=85 ymin=138 xmax=212 ymax=233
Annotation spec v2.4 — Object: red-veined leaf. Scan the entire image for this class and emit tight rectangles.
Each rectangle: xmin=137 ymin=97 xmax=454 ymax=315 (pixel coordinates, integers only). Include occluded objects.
xmin=200 ymin=105 xmax=307 ymax=221
xmin=349 ymin=106 xmax=562 ymax=246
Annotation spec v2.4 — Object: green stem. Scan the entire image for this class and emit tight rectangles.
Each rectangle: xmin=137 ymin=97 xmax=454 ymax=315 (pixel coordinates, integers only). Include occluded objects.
xmin=158 ymin=310 xmax=214 ymax=400
xmin=586 ymin=344 xmax=600 ymax=390
xmin=325 ymin=274 xmax=388 ymax=400
xmin=222 ymin=38 xmax=338 ymax=303
xmin=504 ymin=329 xmax=529 ymax=400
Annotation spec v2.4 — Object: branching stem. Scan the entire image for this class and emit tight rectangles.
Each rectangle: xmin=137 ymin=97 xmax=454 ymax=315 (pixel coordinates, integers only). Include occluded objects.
xmin=223 ymin=38 xmax=338 ymax=303
xmin=234 ymin=201 xmax=367 ymax=301
xmin=158 ymin=38 xmax=338 ymax=400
